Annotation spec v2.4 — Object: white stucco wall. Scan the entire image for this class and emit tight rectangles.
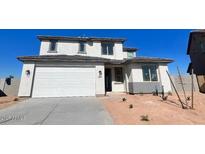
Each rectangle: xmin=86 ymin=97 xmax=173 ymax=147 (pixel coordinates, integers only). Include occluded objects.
xmin=114 ymin=43 xmax=124 ymax=60
xmin=158 ymin=64 xmax=172 ymax=93
xmin=95 ymin=64 xmax=105 ymax=95
xmin=111 ymin=67 xmax=125 ymax=92
xmin=130 ymin=64 xmax=144 ymax=82
xmin=39 ymin=41 xmax=50 ymax=55
xmin=0 ymin=78 xmax=5 ymax=90
xmin=18 ymin=63 xmax=35 ymax=97
xmin=39 ymin=40 xmax=124 ymax=60
xmin=123 ymin=52 xmax=128 ymax=59
xmin=124 ymin=64 xmax=142 ymax=93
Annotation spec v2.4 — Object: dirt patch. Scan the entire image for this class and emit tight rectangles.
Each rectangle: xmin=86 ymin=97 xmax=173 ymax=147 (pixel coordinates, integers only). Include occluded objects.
xmin=99 ymin=92 xmax=205 ymax=125
xmin=0 ymin=96 xmax=24 ymax=109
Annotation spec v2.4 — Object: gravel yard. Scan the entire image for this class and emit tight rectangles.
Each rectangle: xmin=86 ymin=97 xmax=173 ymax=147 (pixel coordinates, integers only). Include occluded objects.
xmin=99 ymin=92 xmax=205 ymax=124
xmin=0 ymin=96 xmax=21 ymax=109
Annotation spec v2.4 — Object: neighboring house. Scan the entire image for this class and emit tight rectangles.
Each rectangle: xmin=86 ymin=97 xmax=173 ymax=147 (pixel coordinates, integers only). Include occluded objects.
xmin=187 ymin=30 xmax=205 ymax=93
xmin=0 ymin=77 xmax=20 ymax=96
xmin=17 ymin=36 xmax=173 ymax=98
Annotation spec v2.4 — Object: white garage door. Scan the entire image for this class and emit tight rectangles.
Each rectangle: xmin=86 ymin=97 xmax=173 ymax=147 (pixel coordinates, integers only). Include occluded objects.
xmin=32 ymin=67 xmax=96 ymax=97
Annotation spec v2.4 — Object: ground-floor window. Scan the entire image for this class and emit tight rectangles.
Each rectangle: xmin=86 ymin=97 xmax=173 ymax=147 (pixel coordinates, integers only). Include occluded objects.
xmin=114 ymin=67 xmax=123 ymax=82
xmin=142 ymin=65 xmax=158 ymax=81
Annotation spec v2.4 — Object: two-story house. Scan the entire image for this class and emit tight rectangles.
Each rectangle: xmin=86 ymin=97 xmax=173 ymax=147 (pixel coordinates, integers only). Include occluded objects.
xmin=187 ymin=30 xmax=205 ymax=93
xmin=17 ymin=35 xmax=173 ymax=98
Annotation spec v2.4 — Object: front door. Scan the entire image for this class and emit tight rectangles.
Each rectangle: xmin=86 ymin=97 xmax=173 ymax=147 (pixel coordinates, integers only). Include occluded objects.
xmin=105 ymin=68 xmax=112 ymax=91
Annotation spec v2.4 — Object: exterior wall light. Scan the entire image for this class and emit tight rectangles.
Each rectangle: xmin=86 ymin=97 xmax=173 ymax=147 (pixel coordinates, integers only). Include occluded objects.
xmin=26 ymin=70 xmax=30 ymax=77
xmin=99 ymin=71 xmax=102 ymax=78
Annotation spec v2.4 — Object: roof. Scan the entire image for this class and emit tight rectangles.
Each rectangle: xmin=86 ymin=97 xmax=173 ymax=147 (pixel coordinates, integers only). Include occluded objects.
xmin=187 ymin=30 xmax=205 ymax=54
xmin=37 ymin=35 xmax=126 ymax=43
xmin=17 ymin=55 xmax=125 ymax=64
xmin=125 ymin=56 xmax=174 ymax=63
xmin=17 ymin=55 xmax=173 ymax=64
xmin=123 ymin=47 xmax=138 ymax=52
xmin=191 ymin=29 xmax=205 ymax=33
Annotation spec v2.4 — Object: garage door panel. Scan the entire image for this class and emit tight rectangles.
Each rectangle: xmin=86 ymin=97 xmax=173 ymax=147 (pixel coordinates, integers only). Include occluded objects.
xmin=32 ymin=67 xmax=96 ymax=97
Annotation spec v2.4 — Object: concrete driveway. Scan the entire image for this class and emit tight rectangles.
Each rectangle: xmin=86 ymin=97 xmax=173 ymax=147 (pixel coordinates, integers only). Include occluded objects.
xmin=0 ymin=97 xmax=113 ymax=125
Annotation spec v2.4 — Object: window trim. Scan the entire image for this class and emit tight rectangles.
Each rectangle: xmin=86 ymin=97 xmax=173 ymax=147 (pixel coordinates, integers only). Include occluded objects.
xmin=48 ymin=40 xmax=58 ymax=53
xmin=78 ymin=41 xmax=86 ymax=54
xmin=114 ymin=67 xmax=124 ymax=83
xmin=101 ymin=42 xmax=114 ymax=55
xmin=142 ymin=64 xmax=158 ymax=82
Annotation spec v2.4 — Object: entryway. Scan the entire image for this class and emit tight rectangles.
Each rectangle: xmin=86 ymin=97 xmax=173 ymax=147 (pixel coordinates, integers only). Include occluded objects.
xmin=105 ymin=68 xmax=112 ymax=92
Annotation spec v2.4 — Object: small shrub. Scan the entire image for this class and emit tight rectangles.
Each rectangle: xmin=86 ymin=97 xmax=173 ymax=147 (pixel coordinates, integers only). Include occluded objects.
xmin=162 ymin=96 xmax=168 ymax=101
xmin=167 ymin=91 xmax=172 ymax=96
xmin=122 ymin=98 xmax=127 ymax=102
xmin=13 ymin=98 xmax=19 ymax=101
xmin=152 ymin=91 xmax=157 ymax=96
xmin=186 ymin=96 xmax=191 ymax=101
xmin=129 ymin=104 xmax=133 ymax=109
xmin=140 ymin=115 xmax=149 ymax=121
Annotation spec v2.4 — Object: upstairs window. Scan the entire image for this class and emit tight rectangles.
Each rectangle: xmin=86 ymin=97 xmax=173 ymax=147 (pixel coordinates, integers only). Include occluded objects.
xmin=142 ymin=65 xmax=158 ymax=81
xmin=79 ymin=41 xmax=86 ymax=53
xmin=115 ymin=67 xmax=123 ymax=82
xmin=199 ymin=41 xmax=205 ymax=52
xmin=101 ymin=42 xmax=114 ymax=55
xmin=127 ymin=52 xmax=134 ymax=58
xmin=49 ymin=40 xmax=57 ymax=52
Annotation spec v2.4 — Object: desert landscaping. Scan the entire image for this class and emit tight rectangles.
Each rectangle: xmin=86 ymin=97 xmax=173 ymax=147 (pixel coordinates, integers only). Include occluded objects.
xmin=1 ymin=92 xmax=205 ymax=125
xmin=100 ymin=92 xmax=205 ymax=124
xmin=0 ymin=96 xmax=21 ymax=109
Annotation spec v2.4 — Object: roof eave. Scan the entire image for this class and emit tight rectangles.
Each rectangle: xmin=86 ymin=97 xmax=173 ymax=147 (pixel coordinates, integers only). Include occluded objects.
xmin=37 ymin=35 xmax=126 ymax=43
xmin=125 ymin=58 xmax=174 ymax=64
xmin=126 ymin=61 xmax=173 ymax=64
xmin=17 ymin=55 xmax=125 ymax=64
xmin=123 ymin=47 xmax=138 ymax=52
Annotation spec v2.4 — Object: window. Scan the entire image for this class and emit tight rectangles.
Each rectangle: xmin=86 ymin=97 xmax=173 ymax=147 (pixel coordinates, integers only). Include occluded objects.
xmin=49 ymin=40 xmax=57 ymax=52
xmin=199 ymin=41 xmax=205 ymax=52
xmin=127 ymin=52 xmax=134 ymax=58
xmin=142 ymin=65 xmax=158 ymax=81
xmin=79 ymin=41 xmax=86 ymax=53
xmin=115 ymin=67 xmax=123 ymax=82
xmin=142 ymin=65 xmax=150 ymax=81
xmin=195 ymin=38 xmax=205 ymax=53
xmin=101 ymin=43 xmax=114 ymax=55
